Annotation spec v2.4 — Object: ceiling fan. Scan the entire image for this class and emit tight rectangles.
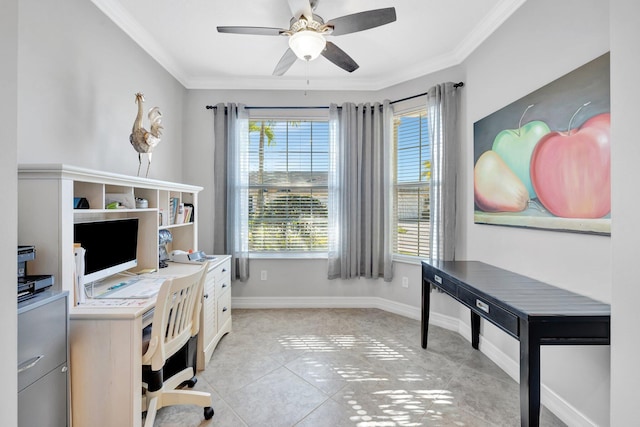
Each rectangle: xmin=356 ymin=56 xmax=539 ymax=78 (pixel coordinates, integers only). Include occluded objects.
xmin=217 ymin=0 xmax=397 ymax=76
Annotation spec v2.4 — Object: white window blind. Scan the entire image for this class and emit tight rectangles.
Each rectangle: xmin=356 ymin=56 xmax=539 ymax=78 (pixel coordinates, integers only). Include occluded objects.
xmin=394 ymin=109 xmax=431 ymax=257
xmin=248 ymin=120 xmax=329 ymax=253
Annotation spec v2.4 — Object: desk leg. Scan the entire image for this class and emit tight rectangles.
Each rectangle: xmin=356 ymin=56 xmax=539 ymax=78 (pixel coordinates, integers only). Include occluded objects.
xmin=421 ymin=279 xmax=431 ymax=349
xmin=519 ymin=319 xmax=541 ymax=427
xmin=471 ymin=311 xmax=481 ymax=350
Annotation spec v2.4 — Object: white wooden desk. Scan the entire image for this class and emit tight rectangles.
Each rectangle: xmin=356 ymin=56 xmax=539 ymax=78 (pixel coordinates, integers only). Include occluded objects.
xmin=69 ymin=262 xmax=211 ymax=427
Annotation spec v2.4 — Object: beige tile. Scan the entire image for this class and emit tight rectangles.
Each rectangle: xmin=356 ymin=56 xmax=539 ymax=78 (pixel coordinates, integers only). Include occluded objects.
xmin=151 ymin=308 xmax=567 ymax=427
xmin=294 ymin=398 xmax=363 ymax=427
xmin=434 ymin=364 xmax=521 ymax=425
xmin=224 ymin=367 xmax=327 ymax=426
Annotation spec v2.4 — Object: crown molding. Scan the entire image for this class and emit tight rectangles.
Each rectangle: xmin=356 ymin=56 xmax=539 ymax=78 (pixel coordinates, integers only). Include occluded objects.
xmin=92 ymin=0 xmax=526 ymax=91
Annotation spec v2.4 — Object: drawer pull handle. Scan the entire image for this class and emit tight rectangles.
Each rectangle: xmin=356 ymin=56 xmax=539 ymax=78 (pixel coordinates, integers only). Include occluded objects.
xmin=18 ymin=355 xmax=44 ymax=373
xmin=222 ymin=268 xmax=227 ymax=273
xmin=221 ymin=283 xmax=227 ymax=288
xmin=61 ymin=366 xmax=68 ymax=373
xmin=476 ymin=299 xmax=490 ymax=313
xmin=222 ymin=307 xmax=228 ymax=312
xmin=203 ymin=293 xmax=209 ymax=299
xmin=434 ymin=274 xmax=442 ymax=284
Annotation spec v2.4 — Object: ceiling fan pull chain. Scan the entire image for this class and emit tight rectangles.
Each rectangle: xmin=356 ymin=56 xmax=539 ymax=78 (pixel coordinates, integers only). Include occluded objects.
xmin=304 ymin=60 xmax=310 ymax=96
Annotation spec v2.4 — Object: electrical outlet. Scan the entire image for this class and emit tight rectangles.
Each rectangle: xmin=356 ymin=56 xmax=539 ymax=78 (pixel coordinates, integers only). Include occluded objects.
xmin=402 ymin=277 xmax=409 ymax=288
xmin=260 ymin=270 xmax=267 ymax=281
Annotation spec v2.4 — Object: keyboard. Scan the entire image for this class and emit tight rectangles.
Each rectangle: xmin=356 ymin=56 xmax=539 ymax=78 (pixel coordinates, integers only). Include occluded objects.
xmin=98 ymin=277 xmax=167 ymax=299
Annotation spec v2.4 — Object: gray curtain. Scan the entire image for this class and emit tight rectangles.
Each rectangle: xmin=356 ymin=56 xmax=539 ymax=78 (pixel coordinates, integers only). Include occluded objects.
xmin=212 ymin=103 xmax=250 ymax=281
xmin=428 ymin=83 xmax=461 ymax=261
xmin=328 ymin=101 xmax=394 ymax=281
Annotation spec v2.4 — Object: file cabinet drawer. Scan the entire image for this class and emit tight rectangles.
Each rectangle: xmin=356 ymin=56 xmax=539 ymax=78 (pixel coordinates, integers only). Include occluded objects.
xmin=457 ymin=286 xmax=519 ymax=337
xmin=18 ymin=296 xmax=67 ymax=392
xmin=18 ymin=362 xmax=68 ymax=427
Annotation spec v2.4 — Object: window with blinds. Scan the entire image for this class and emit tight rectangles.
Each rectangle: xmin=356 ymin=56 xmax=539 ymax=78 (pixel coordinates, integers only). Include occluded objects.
xmin=394 ymin=109 xmax=431 ymax=257
xmin=248 ymin=120 xmax=329 ymax=253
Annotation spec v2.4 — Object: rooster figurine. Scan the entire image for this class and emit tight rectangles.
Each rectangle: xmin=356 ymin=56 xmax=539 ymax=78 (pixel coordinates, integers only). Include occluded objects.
xmin=129 ymin=93 xmax=163 ymax=177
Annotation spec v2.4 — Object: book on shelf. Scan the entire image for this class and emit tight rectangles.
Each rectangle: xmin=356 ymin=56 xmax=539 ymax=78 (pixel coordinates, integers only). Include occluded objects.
xmin=183 ymin=203 xmax=194 ymax=223
xmin=175 ymin=202 xmax=185 ymax=224
xmin=169 ymin=197 xmax=179 ymax=225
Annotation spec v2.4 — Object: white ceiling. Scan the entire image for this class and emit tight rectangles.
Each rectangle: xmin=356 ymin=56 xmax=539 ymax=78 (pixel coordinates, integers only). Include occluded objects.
xmin=91 ymin=0 xmax=526 ymax=91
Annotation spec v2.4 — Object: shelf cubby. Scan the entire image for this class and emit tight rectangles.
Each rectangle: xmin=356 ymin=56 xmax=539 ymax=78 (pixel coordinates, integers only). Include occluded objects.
xmin=18 ymin=164 xmax=203 ymax=309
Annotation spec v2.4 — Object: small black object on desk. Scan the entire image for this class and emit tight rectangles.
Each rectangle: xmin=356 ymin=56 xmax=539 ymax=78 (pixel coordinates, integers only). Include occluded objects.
xmin=421 ymin=260 xmax=610 ymax=427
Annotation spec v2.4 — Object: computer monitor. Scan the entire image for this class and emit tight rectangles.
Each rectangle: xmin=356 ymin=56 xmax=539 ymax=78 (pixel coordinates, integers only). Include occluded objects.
xmin=74 ymin=218 xmax=139 ymax=286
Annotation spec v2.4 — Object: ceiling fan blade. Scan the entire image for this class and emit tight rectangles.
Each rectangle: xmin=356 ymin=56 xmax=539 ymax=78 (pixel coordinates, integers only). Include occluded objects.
xmin=287 ymin=0 xmax=313 ymax=21
xmin=217 ymin=26 xmax=286 ymax=36
xmin=273 ymin=48 xmax=298 ymax=76
xmin=321 ymin=41 xmax=359 ymax=73
xmin=327 ymin=7 xmax=397 ymax=36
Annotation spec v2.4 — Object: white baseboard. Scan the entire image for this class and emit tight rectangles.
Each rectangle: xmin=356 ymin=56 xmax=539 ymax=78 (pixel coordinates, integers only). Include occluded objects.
xmin=232 ymin=296 xmax=422 ymax=320
xmin=231 ymin=295 xmax=598 ymax=426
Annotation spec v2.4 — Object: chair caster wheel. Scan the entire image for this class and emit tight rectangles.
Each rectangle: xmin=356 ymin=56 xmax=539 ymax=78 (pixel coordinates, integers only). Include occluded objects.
xmin=185 ymin=377 xmax=197 ymax=388
xmin=204 ymin=406 xmax=214 ymax=420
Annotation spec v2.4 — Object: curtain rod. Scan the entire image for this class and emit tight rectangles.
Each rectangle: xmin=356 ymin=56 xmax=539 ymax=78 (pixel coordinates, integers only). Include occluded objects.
xmin=204 ymin=81 xmax=464 ymax=110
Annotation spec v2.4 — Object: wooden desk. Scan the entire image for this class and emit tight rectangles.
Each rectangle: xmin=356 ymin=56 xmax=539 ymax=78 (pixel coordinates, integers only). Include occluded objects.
xmin=69 ymin=262 xmax=212 ymax=427
xmin=421 ymin=260 xmax=610 ymax=427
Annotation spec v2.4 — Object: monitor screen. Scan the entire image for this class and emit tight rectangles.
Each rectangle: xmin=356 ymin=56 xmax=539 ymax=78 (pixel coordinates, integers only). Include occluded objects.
xmin=74 ymin=218 xmax=139 ymax=285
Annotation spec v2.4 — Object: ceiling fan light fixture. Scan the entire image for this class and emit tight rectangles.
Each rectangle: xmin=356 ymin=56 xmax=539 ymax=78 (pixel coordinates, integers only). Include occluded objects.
xmin=289 ymin=30 xmax=326 ymax=61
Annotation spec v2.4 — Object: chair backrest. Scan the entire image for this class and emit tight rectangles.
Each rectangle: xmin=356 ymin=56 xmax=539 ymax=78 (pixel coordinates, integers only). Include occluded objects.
xmin=143 ymin=263 xmax=208 ymax=371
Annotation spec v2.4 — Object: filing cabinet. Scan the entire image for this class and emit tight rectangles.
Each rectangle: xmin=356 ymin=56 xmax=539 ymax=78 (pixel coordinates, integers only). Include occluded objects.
xmin=18 ymin=291 xmax=69 ymax=427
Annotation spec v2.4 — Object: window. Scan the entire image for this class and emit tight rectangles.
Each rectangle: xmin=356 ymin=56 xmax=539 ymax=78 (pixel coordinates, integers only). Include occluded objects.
xmin=393 ymin=109 xmax=431 ymax=257
xmin=248 ymin=120 xmax=329 ymax=253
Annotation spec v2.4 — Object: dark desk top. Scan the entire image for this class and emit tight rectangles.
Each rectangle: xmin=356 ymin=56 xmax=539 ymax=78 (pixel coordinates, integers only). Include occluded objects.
xmin=422 ymin=260 xmax=610 ymax=320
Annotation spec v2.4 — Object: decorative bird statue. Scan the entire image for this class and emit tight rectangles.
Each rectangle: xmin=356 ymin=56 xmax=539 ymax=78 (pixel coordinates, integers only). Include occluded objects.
xmin=129 ymin=93 xmax=163 ymax=177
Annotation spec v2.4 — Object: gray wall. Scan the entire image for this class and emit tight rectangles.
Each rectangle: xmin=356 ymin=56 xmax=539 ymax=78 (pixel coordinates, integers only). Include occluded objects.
xmin=463 ymin=1 xmax=610 ymax=424
xmin=17 ymin=0 xmax=187 ymax=182
xmin=1 ymin=0 xmax=19 ymax=424
xmin=9 ymin=0 xmax=187 ymax=424
xmin=610 ymin=0 xmax=640 ymax=423
xmin=11 ymin=0 xmax=640 ymax=425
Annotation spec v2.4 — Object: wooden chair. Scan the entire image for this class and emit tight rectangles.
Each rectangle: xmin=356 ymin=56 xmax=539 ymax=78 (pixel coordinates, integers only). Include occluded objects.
xmin=141 ymin=264 xmax=214 ymax=426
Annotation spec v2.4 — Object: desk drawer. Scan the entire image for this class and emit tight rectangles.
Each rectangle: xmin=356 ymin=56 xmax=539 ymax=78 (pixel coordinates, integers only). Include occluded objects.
xmin=216 ymin=272 xmax=231 ymax=295
xmin=457 ymin=287 xmax=519 ymax=337
xmin=211 ymin=259 xmax=231 ymax=282
xmin=217 ymin=288 xmax=231 ymax=328
xmin=422 ymin=265 xmax=456 ymax=295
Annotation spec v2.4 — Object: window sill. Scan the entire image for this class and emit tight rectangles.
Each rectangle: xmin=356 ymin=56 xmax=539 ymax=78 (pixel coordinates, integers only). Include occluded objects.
xmin=246 ymin=253 xmax=425 ymax=264
xmin=250 ymin=252 xmax=328 ymax=260
xmin=392 ymin=254 xmax=425 ymax=265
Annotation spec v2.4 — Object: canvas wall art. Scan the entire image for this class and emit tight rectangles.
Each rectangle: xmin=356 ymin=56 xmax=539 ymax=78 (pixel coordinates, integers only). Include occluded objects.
xmin=473 ymin=53 xmax=610 ymax=235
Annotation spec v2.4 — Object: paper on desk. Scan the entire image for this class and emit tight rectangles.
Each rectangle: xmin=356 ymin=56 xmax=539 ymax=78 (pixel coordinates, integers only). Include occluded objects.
xmin=77 ymin=299 xmax=149 ymax=307
xmin=96 ymin=275 xmax=177 ymax=299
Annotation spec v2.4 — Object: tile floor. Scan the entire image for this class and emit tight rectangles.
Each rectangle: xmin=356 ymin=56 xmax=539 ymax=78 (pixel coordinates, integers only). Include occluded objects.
xmin=149 ymin=308 xmax=566 ymax=426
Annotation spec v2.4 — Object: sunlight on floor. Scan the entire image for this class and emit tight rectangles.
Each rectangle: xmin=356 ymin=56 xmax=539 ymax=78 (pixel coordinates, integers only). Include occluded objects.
xmin=342 ymin=388 xmax=449 ymax=427
xmin=278 ymin=334 xmax=417 ymax=361
xmin=278 ymin=333 xmax=460 ymax=426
